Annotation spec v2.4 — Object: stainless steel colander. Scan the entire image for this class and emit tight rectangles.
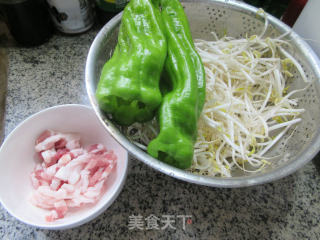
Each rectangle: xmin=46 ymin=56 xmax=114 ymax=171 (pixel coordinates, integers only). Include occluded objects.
xmin=85 ymin=0 xmax=320 ymax=187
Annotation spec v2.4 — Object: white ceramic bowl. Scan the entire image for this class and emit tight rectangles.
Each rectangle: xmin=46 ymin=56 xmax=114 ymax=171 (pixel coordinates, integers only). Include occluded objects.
xmin=0 ymin=104 xmax=128 ymax=230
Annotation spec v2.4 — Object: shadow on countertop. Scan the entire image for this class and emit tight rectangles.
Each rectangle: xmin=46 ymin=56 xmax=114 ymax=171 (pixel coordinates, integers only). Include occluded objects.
xmin=0 ymin=22 xmax=8 ymax=144
xmin=312 ymin=151 xmax=320 ymax=174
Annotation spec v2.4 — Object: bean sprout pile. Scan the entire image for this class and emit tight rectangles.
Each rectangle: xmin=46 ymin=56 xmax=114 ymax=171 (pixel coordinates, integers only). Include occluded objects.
xmin=124 ymin=10 xmax=311 ymax=177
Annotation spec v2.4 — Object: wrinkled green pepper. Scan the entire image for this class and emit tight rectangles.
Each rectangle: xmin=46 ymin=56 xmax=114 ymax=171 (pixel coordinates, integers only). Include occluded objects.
xmin=96 ymin=0 xmax=167 ymax=125
xmin=147 ymin=0 xmax=206 ymax=169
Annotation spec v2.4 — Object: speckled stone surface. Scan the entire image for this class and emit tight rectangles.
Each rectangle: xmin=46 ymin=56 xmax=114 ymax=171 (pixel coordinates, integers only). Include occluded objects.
xmin=1 ymin=27 xmax=320 ymax=240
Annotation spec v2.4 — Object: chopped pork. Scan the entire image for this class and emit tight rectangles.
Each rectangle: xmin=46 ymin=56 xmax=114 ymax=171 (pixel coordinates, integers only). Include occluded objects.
xmin=30 ymin=130 xmax=117 ymax=222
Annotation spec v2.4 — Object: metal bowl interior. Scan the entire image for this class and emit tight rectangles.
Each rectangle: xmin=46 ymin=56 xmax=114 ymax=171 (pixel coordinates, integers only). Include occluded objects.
xmin=86 ymin=0 xmax=320 ymax=187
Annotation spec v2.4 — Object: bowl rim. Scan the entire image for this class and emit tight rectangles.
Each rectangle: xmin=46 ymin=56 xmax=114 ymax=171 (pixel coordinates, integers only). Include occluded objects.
xmin=85 ymin=0 xmax=320 ymax=188
xmin=0 ymin=104 xmax=129 ymax=229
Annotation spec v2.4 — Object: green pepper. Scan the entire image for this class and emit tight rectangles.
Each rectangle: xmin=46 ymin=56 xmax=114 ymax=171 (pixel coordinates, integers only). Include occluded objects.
xmin=147 ymin=0 xmax=206 ymax=169
xmin=96 ymin=0 xmax=167 ymax=125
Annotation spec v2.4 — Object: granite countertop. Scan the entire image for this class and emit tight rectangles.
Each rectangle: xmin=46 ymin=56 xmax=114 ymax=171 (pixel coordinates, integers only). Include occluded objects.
xmin=1 ymin=26 xmax=320 ymax=240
